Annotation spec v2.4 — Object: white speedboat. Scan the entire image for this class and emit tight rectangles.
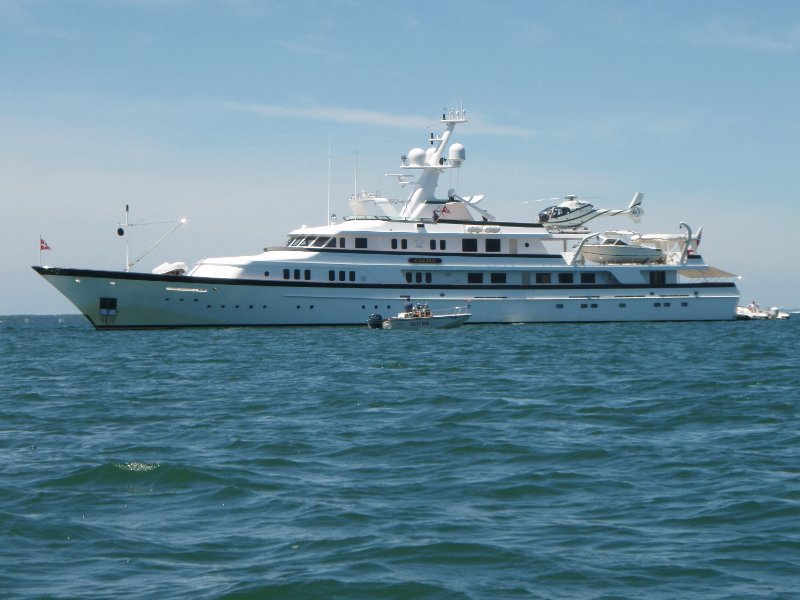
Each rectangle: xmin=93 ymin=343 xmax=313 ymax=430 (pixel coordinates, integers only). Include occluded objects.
xmin=368 ymin=302 xmax=471 ymax=330
xmin=33 ymin=105 xmax=740 ymax=328
xmin=736 ymin=302 xmax=791 ymax=320
xmin=580 ymin=234 xmax=664 ymax=265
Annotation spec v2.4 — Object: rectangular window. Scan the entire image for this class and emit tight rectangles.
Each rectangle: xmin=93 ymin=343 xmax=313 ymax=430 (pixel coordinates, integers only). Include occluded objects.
xmin=425 ymin=272 xmax=432 ymax=283
xmin=405 ymin=272 xmax=412 ymax=283
xmin=650 ymin=271 xmax=666 ymax=285
xmin=415 ymin=272 xmax=422 ymax=283
xmin=580 ymin=273 xmax=596 ymax=284
xmin=339 ymin=271 xmax=345 ymax=281
xmin=440 ymin=240 xmax=446 ymax=250
xmin=536 ymin=273 xmax=551 ymax=284
xmin=349 ymin=271 xmax=355 ymax=282
xmin=401 ymin=239 xmax=408 ymax=250
xmin=490 ymin=273 xmax=507 ymax=284
xmin=304 ymin=269 xmax=311 ymax=280
xmin=558 ymin=273 xmax=574 ymax=284
xmin=467 ymin=273 xmax=484 ymax=284
xmin=355 ymin=238 xmax=367 ymax=249
xmin=485 ymin=238 xmax=501 ymax=252
xmin=430 ymin=240 xmax=436 ymax=250
xmin=339 ymin=237 xmax=345 ymax=248
xmin=294 ymin=269 xmax=300 ymax=280
xmin=462 ymin=238 xmax=478 ymax=252
xmin=391 ymin=239 xmax=398 ymax=249
xmin=329 ymin=270 xmax=335 ymax=281
xmin=283 ymin=269 xmax=290 ymax=280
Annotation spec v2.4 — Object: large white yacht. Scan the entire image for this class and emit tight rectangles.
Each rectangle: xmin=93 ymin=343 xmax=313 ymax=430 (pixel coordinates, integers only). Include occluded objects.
xmin=34 ymin=107 xmax=740 ymax=328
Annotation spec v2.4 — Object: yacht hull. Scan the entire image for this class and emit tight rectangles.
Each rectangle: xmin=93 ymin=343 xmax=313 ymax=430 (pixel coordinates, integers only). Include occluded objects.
xmin=34 ymin=266 xmax=739 ymax=328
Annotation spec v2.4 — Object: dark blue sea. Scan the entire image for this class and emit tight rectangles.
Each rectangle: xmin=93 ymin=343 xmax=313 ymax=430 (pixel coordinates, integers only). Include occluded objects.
xmin=2 ymin=315 xmax=799 ymax=599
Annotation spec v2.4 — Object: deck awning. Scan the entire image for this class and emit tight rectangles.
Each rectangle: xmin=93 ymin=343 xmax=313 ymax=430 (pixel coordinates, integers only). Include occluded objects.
xmin=679 ymin=266 xmax=739 ymax=279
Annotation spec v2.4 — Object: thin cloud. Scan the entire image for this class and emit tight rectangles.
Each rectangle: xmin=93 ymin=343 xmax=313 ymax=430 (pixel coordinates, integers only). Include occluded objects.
xmin=217 ymin=101 xmax=534 ymax=137
xmin=276 ymin=35 xmax=346 ymax=62
xmin=701 ymin=17 xmax=799 ymax=52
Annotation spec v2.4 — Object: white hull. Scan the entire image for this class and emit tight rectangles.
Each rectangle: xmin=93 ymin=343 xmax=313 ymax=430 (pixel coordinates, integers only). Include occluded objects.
xmin=384 ymin=314 xmax=470 ymax=329
xmin=35 ymin=267 xmax=739 ymax=328
xmin=581 ymin=245 xmax=663 ymax=264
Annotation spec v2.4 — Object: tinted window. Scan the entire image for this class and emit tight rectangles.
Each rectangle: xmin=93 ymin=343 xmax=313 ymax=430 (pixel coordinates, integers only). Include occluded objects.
xmin=355 ymin=238 xmax=367 ymax=249
xmin=467 ymin=273 xmax=484 ymax=284
xmin=462 ymin=239 xmax=478 ymax=252
xmin=485 ymin=238 xmax=501 ymax=252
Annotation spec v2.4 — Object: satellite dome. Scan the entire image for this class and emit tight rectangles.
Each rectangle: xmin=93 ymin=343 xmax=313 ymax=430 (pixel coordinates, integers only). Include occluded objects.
xmin=448 ymin=143 xmax=465 ymax=163
xmin=407 ymin=147 xmax=426 ymax=166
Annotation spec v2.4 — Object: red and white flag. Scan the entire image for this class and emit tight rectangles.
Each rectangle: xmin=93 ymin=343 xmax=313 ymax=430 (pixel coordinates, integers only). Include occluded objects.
xmin=40 ymin=238 xmax=51 ymax=251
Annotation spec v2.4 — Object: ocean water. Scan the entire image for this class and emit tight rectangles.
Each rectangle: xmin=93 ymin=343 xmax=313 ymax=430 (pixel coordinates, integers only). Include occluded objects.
xmin=1 ymin=315 xmax=799 ymax=600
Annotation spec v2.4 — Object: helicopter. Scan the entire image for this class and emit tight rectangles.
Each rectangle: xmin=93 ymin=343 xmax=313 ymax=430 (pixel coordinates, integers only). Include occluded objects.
xmin=536 ymin=193 xmax=644 ymax=229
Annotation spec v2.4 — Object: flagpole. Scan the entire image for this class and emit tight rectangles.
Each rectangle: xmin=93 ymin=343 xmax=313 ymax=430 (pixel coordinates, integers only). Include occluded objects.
xmin=39 ymin=233 xmax=42 ymax=266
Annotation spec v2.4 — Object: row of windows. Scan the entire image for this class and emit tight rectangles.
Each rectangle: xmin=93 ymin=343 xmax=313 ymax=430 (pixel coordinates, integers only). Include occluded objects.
xmin=554 ymin=301 xmax=690 ymax=309
xmin=405 ymin=272 xmax=433 ymax=283
xmin=284 ymin=269 xmax=311 ymax=280
xmin=272 ymin=268 xmax=604 ymax=285
xmin=535 ymin=272 xmax=596 ymax=284
xmin=465 ymin=272 xmax=596 ymax=285
xmin=287 ymin=235 xmax=508 ymax=253
xmin=329 ymin=270 xmax=356 ymax=282
xmin=391 ymin=238 xmax=449 ymax=250
xmin=462 ymin=238 xmax=501 ymax=252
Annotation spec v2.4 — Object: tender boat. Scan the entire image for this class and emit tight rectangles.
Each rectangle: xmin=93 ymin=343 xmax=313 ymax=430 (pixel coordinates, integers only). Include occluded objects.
xmin=736 ymin=301 xmax=791 ymax=320
xmin=580 ymin=233 xmax=664 ymax=265
xmin=368 ymin=302 xmax=471 ymax=330
xmin=33 ymin=104 xmax=740 ymax=328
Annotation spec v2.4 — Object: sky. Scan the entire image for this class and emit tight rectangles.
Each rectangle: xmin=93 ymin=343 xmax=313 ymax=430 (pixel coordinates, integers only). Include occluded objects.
xmin=2 ymin=0 xmax=799 ymax=314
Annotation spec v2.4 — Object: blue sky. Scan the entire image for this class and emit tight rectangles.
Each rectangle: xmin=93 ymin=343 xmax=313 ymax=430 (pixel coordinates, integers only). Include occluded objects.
xmin=2 ymin=0 xmax=799 ymax=314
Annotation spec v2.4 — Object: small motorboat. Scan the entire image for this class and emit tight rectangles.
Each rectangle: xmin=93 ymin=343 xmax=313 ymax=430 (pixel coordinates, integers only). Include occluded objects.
xmin=736 ymin=301 xmax=791 ymax=320
xmin=368 ymin=302 xmax=471 ymax=330
xmin=581 ymin=235 xmax=663 ymax=264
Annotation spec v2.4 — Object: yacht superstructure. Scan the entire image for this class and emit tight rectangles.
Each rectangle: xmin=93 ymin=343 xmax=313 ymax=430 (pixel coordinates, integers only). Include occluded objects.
xmin=34 ymin=107 xmax=739 ymax=328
